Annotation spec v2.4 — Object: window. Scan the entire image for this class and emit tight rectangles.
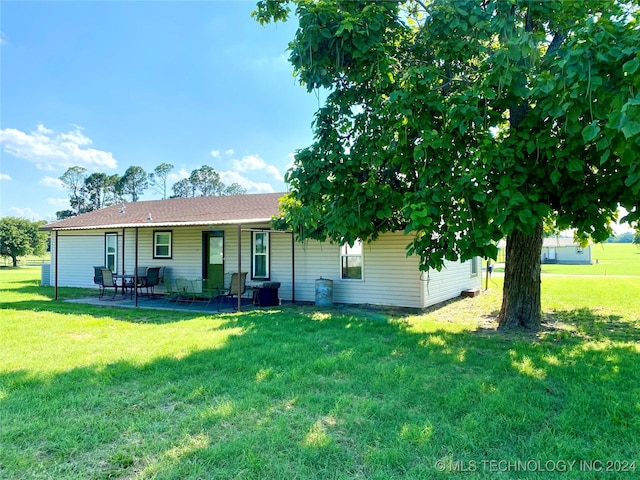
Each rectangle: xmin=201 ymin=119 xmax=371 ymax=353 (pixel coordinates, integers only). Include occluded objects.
xmin=105 ymin=233 xmax=117 ymax=273
xmin=471 ymin=256 xmax=479 ymax=276
xmin=341 ymin=239 xmax=363 ymax=280
xmin=154 ymin=231 xmax=172 ymax=259
xmin=252 ymin=231 xmax=269 ymax=279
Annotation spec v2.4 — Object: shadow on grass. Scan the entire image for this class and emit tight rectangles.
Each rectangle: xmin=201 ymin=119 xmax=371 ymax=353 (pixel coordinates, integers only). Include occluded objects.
xmin=2 ymin=297 xmax=640 ymax=479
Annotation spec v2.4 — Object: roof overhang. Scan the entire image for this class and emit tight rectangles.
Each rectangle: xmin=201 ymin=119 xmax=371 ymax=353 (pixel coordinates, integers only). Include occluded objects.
xmin=43 ymin=218 xmax=274 ymax=231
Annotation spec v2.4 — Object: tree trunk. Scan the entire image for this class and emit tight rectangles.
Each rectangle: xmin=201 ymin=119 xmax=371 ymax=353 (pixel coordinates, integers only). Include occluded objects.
xmin=497 ymin=222 xmax=543 ymax=330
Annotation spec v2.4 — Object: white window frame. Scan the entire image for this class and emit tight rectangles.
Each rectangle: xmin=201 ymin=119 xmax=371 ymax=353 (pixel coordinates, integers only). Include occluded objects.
xmin=340 ymin=239 xmax=363 ymax=280
xmin=153 ymin=231 xmax=172 ymax=259
xmin=105 ymin=233 xmax=118 ymax=274
xmin=252 ymin=231 xmax=270 ymax=279
xmin=471 ymin=257 xmax=479 ymax=277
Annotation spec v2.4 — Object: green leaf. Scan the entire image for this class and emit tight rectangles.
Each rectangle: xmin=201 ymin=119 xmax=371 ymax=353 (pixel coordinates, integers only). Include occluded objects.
xmin=472 ymin=192 xmax=487 ymax=202
xmin=621 ymin=121 xmax=640 ymax=139
xmin=581 ymin=121 xmax=600 ymax=143
xmin=596 ymin=136 xmax=610 ymax=151
xmin=623 ymin=58 xmax=640 ymax=75
xmin=550 ymin=170 xmax=561 ymax=185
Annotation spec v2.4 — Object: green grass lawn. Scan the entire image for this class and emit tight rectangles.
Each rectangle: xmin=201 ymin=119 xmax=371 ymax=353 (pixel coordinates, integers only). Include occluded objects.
xmin=1 ymin=268 xmax=639 ymax=479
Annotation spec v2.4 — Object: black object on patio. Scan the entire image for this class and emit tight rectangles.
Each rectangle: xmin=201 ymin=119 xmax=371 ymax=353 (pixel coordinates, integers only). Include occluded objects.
xmin=254 ymin=282 xmax=280 ymax=307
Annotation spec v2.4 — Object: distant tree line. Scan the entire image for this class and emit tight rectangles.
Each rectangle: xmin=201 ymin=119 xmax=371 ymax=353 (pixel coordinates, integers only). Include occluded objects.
xmin=56 ymin=163 xmax=246 ymax=219
xmin=0 ymin=217 xmax=48 ymax=267
xmin=607 ymin=230 xmax=640 ymax=244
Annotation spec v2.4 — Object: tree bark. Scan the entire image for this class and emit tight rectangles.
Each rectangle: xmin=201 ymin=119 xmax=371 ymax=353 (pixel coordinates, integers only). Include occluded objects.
xmin=497 ymin=222 xmax=543 ymax=330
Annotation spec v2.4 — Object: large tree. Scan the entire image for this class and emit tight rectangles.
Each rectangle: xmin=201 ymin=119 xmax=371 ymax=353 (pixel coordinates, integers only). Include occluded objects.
xmin=254 ymin=0 xmax=640 ymax=329
xmin=117 ymin=166 xmax=148 ymax=202
xmin=0 ymin=217 xmax=48 ymax=267
xmin=149 ymin=162 xmax=174 ymax=200
xmin=171 ymin=166 xmax=247 ymax=198
xmin=59 ymin=166 xmax=89 ymax=215
xmin=84 ymin=172 xmax=121 ymax=211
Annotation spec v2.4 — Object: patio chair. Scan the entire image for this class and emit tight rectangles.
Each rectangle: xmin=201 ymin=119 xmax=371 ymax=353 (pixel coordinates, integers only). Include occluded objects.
xmin=200 ymin=278 xmax=221 ymax=309
xmin=99 ymin=268 xmax=119 ymax=299
xmin=162 ymin=277 xmax=180 ymax=303
xmin=216 ymin=272 xmax=247 ymax=311
xmin=93 ymin=266 xmax=106 ymax=296
xmin=175 ymin=278 xmax=196 ymax=305
xmin=138 ymin=267 xmax=161 ymax=298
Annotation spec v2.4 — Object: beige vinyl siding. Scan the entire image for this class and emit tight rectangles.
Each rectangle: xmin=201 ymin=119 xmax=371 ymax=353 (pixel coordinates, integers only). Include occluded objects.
xmin=291 ymin=232 xmax=424 ymax=308
xmin=268 ymin=231 xmax=295 ymax=301
xmin=422 ymin=258 xmax=482 ymax=307
xmin=51 ymin=230 xmax=113 ymax=288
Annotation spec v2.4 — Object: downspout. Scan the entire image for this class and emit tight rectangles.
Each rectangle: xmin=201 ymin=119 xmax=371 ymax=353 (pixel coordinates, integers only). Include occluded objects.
xmin=135 ymin=227 xmax=139 ymax=307
xmin=122 ymin=228 xmax=126 ymax=275
xmin=291 ymin=232 xmax=295 ymax=303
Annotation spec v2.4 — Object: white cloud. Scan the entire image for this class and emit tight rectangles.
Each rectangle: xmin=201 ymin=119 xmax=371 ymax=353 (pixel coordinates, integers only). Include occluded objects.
xmin=219 ymin=171 xmax=275 ymax=194
xmin=231 ymin=154 xmax=282 ymax=181
xmin=0 ymin=124 xmax=117 ymax=171
xmin=248 ymin=53 xmax=290 ymax=73
xmin=47 ymin=197 xmax=70 ymax=207
xmin=8 ymin=206 xmax=42 ymax=220
xmin=210 ymin=149 xmax=220 ymax=158
xmin=168 ymin=168 xmax=190 ymax=182
xmin=225 ymin=149 xmax=235 ymax=156
xmin=0 ymin=173 xmax=11 ymax=181
xmin=286 ymin=152 xmax=296 ymax=170
xmin=0 ymin=31 xmax=7 ymax=46
xmin=40 ymin=176 xmax=65 ymax=189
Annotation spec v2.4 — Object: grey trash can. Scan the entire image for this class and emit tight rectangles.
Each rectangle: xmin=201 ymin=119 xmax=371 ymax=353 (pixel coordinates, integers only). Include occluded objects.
xmin=315 ymin=278 xmax=333 ymax=307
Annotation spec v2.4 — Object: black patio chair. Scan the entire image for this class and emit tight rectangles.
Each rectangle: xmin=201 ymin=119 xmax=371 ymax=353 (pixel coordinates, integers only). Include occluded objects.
xmin=93 ymin=266 xmax=106 ymax=296
xmin=138 ymin=267 xmax=161 ymax=298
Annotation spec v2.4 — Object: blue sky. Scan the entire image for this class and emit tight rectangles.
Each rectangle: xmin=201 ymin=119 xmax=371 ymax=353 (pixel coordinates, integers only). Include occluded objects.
xmin=0 ymin=0 xmax=322 ymax=221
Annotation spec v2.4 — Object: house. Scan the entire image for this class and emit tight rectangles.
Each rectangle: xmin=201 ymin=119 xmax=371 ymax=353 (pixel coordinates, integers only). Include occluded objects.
xmin=497 ymin=237 xmax=592 ymax=265
xmin=41 ymin=193 xmax=482 ymax=309
xmin=540 ymin=237 xmax=592 ymax=264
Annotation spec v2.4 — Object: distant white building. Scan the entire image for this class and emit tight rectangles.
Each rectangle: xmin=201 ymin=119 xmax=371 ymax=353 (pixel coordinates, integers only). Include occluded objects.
xmin=497 ymin=237 xmax=592 ymax=265
xmin=540 ymin=237 xmax=591 ymax=264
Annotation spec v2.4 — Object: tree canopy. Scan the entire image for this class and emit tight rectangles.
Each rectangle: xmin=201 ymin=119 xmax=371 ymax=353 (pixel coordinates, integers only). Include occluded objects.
xmin=0 ymin=217 xmax=48 ymax=267
xmin=57 ymin=163 xmax=247 ymax=219
xmin=255 ymin=0 xmax=640 ymax=329
xmin=171 ymin=166 xmax=247 ymax=198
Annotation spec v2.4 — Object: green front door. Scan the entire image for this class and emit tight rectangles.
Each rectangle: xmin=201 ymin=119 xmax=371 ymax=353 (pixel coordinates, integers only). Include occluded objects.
xmin=204 ymin=232 xmax=224 ymax=289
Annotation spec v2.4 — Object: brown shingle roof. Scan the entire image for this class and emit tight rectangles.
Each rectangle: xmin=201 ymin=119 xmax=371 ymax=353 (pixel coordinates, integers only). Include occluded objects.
xmin=42 ymin=193 xmax=285 ymax=230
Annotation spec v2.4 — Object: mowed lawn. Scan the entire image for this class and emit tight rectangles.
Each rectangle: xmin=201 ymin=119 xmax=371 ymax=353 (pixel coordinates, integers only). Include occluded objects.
xmin=1 ymin=263 xmax=639 ymax=479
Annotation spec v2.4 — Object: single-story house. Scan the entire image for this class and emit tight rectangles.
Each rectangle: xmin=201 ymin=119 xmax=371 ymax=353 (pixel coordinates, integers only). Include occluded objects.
xmin=540 ymin=237 xmax=592 ymax=264
xmin=497 ymin=237 xmax=592 ymax=265
xmin=41 ymin=193 xmax=482 ymax=309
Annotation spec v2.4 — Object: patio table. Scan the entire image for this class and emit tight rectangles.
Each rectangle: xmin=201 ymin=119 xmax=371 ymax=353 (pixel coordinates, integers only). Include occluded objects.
xmin=114 ymin=274 xmax=146 ymax=299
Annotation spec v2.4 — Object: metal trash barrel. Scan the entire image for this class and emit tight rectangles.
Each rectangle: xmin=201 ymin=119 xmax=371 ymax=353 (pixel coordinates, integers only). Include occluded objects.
xmin=315 ymin=277 xmax=333 ymax=307
xmin=257 ymin=282 xmax=280 ymax=306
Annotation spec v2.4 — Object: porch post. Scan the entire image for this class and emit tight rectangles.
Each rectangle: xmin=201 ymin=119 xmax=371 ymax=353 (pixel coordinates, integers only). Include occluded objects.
xmin=291 ymin=232 xmax=295 ymax=303
xmin=135 ymin=227 xmax=139 ymax=307
xmin=121 ymin=228 xmax=126 ymax=275
xmin=237 ymin=224 xmax=242 ymax=312
xmin=54 ymin=230 xmax=59 ymax=300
